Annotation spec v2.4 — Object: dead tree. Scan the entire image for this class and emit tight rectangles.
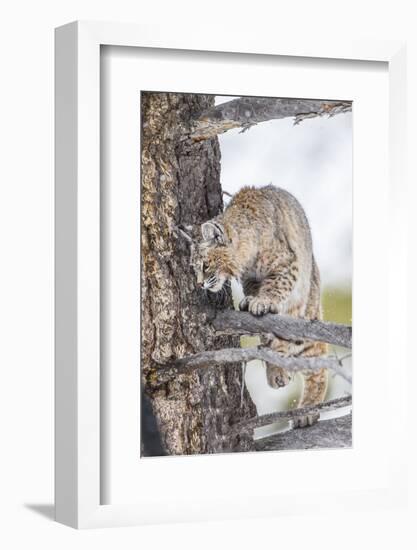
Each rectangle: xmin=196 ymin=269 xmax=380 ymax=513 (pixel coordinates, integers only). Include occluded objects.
xmin=141 ymin=93 xmax=256 ymax=456
xmin=141 ymin=93 xmax=352 ymax=456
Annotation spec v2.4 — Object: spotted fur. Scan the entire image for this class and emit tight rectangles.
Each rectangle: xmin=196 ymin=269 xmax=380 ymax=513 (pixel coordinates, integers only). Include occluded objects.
xmin=190 ymin=185 xmax=328 ymax=423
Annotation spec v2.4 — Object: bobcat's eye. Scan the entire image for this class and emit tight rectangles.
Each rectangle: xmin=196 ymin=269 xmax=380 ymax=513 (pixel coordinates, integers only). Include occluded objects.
xmin=202 ymin=261 xmax=209 ymax=272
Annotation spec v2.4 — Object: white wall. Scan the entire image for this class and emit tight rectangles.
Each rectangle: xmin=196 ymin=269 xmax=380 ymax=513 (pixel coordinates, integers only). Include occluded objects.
xmin=1 ymin=1 xmax=416 ymax=547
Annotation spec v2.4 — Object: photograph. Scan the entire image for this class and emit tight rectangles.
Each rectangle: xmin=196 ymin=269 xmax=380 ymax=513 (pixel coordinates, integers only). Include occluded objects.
xmin=0 ymin=0 xmax=410 ymax=539
xmin=140 ymin=92 xmax=352 ymax=457
xmin=3 ymin=5 xmax=408 ymax=539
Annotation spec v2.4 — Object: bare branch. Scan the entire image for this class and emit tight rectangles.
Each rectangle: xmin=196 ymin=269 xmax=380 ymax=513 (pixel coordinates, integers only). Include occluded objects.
xmin=191 ymin=97 xmax=352 ymax=141
xmin=230 ymin=395 xmax=352 ymax=436
xmin=255 ymin=413 xmax=352 ymax=451
xmin=212 ymin=310 xmax=352 ymax=349
xmin=155 ymin=346 xmax=351 ymax=384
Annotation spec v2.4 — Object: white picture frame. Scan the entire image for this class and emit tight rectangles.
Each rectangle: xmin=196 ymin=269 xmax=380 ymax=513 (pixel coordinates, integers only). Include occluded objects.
xmin=55 ymin=21 xmax=407 ymax=529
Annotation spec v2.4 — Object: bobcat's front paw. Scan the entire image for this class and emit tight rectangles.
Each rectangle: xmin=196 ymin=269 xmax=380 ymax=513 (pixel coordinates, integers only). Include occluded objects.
xmin=239 ymin=296 xmax=253 ymax=311
xmin=247 ymin=296 xmax=279 ymax=316
xmin=293 ymin=413 xmax=319 ymax=428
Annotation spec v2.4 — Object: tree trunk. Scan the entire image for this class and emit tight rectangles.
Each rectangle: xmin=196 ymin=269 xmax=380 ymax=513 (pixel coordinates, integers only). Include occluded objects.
xmin=141 ymin=92 xmax=256 ymax=456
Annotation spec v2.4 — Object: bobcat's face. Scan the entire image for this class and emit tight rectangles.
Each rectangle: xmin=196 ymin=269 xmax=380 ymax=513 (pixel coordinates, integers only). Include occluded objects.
xmin=190 ymin=220 xmax=237 ymax=293
xmin=191 ymin=249 xmax=227 ymax=292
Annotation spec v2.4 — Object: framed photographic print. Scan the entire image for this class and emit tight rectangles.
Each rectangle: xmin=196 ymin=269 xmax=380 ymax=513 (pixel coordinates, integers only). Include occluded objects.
xmin=55 ymin=21 xmax=407 ymax=528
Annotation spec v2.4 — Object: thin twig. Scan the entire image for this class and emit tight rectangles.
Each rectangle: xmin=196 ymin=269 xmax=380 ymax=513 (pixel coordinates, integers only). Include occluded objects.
xmin=229 ymin=395 xmax=352 ymax=436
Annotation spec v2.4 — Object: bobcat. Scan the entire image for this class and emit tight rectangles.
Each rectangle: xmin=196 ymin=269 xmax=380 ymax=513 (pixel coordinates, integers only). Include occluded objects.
xmin=189 ymin=184 xmax=328 ymax=427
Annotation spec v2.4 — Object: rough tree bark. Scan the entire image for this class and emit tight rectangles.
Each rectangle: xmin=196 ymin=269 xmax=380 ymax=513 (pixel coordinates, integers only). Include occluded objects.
xmin=141 ymin=93 xmax=256 ymax=456
xmin=255 ymin=414 xmax=352 ymax=451
xmin=211 ymin=310 xmax=352 ymax=348
xmin=230 ymin=395 xmax=352 ymax=436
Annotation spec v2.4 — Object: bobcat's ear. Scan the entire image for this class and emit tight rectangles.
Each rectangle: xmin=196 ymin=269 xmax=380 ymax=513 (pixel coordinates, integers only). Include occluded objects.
xmin=201 ymin=220 xmax=226 ymax=244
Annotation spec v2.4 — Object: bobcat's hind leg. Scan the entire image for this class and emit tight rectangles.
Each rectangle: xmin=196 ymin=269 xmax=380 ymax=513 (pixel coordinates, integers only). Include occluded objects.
xmin=264 ymin=336 xmax=306 ymax=389
xmin=293 ymin=366 xmax=329 ymax=429
xmin=293 ymin=413 xmax=319 ymax=428
xmin=266 ymin=364 xmax=291 ymax=388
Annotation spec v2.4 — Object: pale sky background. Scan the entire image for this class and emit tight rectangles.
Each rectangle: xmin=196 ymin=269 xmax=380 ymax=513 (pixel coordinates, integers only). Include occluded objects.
xmin=215 ymin=96 xmax=352 ymax=290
